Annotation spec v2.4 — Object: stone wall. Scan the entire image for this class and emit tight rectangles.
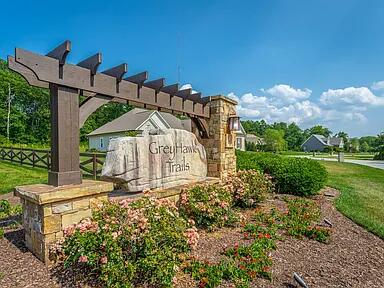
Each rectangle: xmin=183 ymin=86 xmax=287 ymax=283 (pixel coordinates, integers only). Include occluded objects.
xmin=15 ymin=180 xmax=113 ymax=263
xmin=199 ymin=95 xmax=238 ymax=180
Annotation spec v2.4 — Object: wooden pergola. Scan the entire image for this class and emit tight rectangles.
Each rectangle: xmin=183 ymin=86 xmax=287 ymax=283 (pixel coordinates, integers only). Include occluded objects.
xmin=8 ymin=40 xmax=212 ymax=186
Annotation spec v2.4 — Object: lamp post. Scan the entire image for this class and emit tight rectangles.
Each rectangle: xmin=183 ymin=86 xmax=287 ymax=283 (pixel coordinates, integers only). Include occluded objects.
xmin=228 ymin=115 xmax=241 ymax=132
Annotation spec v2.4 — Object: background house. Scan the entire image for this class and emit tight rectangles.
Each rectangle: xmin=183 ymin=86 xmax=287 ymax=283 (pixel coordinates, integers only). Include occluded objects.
xmin=88 ymin=108 xmax=191 ymax=151
xmin=235 ymin=123 xmax=247 ymax=150
xmin=301 ymin=134 xmax=344 ymax=152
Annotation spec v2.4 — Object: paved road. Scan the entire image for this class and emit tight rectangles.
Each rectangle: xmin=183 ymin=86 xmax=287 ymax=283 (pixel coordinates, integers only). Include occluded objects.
xmin=293 ymin=155 xmax=384 ymax=170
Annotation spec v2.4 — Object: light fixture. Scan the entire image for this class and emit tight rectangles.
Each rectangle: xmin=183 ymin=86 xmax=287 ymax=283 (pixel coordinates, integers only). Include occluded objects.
xmin=228 ymin=116 xmax=241 ymax=132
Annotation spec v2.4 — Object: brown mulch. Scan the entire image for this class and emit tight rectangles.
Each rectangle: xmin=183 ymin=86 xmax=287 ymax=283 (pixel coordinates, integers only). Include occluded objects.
xmin=1 ymin=188 xmax=384 ymax=288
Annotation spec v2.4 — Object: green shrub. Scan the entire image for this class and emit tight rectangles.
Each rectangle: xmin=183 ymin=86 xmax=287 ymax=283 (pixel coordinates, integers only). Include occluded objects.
xmin=57 ymin=197 xmax=197 ymax=287
xmin=0 ymin=228 xmax=4 ymax=238
xmin=236 ymin=151 xmax=327 ymax=196
xmin=225 ymin=170 xmax=274 ymax=208
xmin=0 ymin=200 xmax=11 ymax=215
xmin=269 ymin=158 xmax=327 ymax=196
xmin=179 ymin=184 xmax=239 ymax=229
xmin=373 ymin=151 xmax=384 ymax=160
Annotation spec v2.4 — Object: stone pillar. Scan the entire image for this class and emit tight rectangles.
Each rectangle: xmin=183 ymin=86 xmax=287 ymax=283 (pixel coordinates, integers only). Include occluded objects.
xmin=200 ymin=95 xmax=238 ymax=180
xmin=14 ymin=180 xmax=113 ymax=263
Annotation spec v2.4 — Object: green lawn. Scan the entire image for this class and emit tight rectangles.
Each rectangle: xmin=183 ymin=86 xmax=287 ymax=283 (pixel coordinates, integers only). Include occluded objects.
xmin=322 ymin=161 xmax=384 ymax=238
xmin=0 ymin=160 xmax=47 ymax=194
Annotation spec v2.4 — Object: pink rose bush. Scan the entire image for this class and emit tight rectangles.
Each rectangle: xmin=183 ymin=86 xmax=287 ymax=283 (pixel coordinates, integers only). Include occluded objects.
xmin=225 ymin=170 xmax=274 ymax=208
xmin=179 ymin=183 xmax=239 ymax=229
xmin=55 ymin=196 xmax=198 ymax=287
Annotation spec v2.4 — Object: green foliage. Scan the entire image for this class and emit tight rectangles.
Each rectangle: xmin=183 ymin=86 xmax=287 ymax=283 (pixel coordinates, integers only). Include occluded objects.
xmin=0 ymin=59 xmax=50 ymax=144
xmin=0 ymin=199 xmax=21 ymax=219
xmin=185 ymin=197 xmax=330 ymax=288
xmin=266 ymin=157 xmax=328 ymax=196
xmin=305 ymin=125 xmax=332 ymax=138
xmin=124 ymin=131 xmax=139 ymax=137
xmin=225 ymin=170 xmax=273 ymax=208
xmin=373 ymin=151 xmax=384 ymax=160
xmin=263 ymin=129 xmax=286 ymax=152
xmin=282 ymin=198 xmax=330 ymax=243
xmin=236 ymin=151 xmax=327 ymax=196
xmin=59 ymin=197 xmax=196 ymax=287
xmin=179 ymin=184 xmax=239 ymax=229
xmin=186 ymin=226 xmax=276 ymax=288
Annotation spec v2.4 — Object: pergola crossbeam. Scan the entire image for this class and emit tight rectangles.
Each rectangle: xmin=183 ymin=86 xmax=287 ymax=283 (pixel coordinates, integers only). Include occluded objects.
xmin=13 ymin=47 xmax=209 ymax=118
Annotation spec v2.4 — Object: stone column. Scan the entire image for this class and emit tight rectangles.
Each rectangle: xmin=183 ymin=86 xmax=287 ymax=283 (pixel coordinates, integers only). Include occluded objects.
xmin=14 ymin=180 xmax=113 ymax=263
xmin=200 ymin=95 xmax=238 ymax=180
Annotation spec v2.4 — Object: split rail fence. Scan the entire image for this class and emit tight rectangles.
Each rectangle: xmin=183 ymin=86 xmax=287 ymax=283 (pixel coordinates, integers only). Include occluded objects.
xmin=0 ymin=147 xmax=106 ymax=179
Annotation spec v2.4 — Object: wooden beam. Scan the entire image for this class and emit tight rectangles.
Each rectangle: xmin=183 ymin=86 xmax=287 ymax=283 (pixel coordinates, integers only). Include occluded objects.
xmin=175 ymin=88 xmax=192 ymax=99
xmin=78 ymin=53 xmax=102 ymax=75
xmin=161 ymin=83 xmax=179 ymax=95
xmin=143 ymin=78 xmax=164 ymax=93
xmin=125 ymin=71 xmax=148 ymax=87
xmin=102 ymin=63 xmax=127 ymax=82
xmin=12 ymin=47 xmax=210 ymax=118
xmin=49 ymin=84 xmax=81 ymax=186
xmin=46 ymin=40 xmax=71 ymax=65
xmin=79 ymin=95 xmax=113 ymax=128
xmin=7 ymin=56 xmax=49 ymax=88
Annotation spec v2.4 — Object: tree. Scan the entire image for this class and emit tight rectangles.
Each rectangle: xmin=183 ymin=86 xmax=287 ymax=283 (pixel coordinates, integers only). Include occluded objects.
xmin=285 ymin=123 xmax=305 ymax=150
xmin=305 ymin=125 xmax=332 ymax=137
xmin=241 ymin=119 xmax=269 ymax=136
xmin=360 ymin=142 xmax=370 ymax=152
xmin=263 ymin=129 xmax=286 ymax=152
xmin=349 ymin=138 xmax=360 ymax=153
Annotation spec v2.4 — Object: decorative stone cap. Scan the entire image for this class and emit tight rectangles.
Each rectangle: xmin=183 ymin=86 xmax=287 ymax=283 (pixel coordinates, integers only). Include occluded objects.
xmin=207 ymin=95 xmax=238 ymax=105
xmin=14 ymin=180 xmax=114 ymax=205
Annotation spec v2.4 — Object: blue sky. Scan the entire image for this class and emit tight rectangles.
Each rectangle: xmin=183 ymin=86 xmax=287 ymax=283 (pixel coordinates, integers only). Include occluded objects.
xmin=1 ymin=0 xmax=383 ymax=137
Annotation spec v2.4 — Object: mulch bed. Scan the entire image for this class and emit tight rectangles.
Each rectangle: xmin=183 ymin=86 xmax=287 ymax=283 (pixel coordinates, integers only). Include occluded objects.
xmin=1 ymin=188 xmax=384 ymax=288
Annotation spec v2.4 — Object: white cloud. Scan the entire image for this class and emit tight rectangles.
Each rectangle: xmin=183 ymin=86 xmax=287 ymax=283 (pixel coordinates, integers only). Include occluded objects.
xmin=229 ymin=84 xmax=372 ymax=128
xmin=180 ymin=83 xmax=198 ymax=94
xmin=371 ymin=81 xmax=384 ymax=91
xmin=263 ymin=84 xmax=312 ymax=103
xmin=320 ymin=87 xmax=384 ymax=106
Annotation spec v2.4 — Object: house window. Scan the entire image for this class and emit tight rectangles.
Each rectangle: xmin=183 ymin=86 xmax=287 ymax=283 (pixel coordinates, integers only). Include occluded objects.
xmin=100 ymin=138 xmax=104 ymax=148
xmin=236 ymin=138 xmax=242 ymax=149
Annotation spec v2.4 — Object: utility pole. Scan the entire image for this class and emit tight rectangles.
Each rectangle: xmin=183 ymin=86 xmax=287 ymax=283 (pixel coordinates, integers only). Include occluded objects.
xmin=6 ymin=83 xmax=14 ymax=141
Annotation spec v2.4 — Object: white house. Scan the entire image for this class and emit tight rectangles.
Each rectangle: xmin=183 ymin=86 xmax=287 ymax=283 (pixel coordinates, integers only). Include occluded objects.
xmin=235 ymin=123 xmax=247 ymax=151
xmin=88 ymin=108 xmax=191 ymax=151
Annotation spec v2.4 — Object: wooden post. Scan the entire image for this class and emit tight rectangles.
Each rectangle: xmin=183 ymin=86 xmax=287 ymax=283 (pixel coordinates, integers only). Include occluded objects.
xmin=92 ymin=153 xmax=97 ymax=180
xmin=48 ymin=84 xmax=82 ymax=186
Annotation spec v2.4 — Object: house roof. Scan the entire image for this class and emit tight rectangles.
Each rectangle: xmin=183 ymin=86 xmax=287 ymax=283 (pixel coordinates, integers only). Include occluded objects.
xmin=301 ymin=134 xmax=343 ymax=147
xmin=245 ymin=134 xmax=265 ymax=144
xmin=328 ymin=137 xmax=343 ymax=146
xmin=88 ymin=108 xmax=189 ymax=136
xmin=312 ymin=134 xmax=328 ymax=145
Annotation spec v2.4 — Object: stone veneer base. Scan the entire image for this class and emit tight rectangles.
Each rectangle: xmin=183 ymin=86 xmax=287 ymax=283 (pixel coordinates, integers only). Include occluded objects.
xmin=14 ymin=180 xmax=114 ymax=264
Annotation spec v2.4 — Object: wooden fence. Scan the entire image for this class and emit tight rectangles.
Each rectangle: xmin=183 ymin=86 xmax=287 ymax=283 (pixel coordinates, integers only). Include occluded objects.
xmin=0 ymin=147 xmax=106 ymax=179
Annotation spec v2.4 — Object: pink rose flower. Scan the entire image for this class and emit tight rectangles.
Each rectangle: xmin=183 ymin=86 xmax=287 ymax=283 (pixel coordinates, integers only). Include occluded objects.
xmin=78 ymin=255 xmax=88 ymax=263
xmin=100 ymin=256 xmax=108 ymax=264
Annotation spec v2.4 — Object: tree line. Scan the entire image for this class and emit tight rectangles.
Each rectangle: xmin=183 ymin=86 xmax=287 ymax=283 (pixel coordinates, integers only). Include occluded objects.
xmin=241 ymin=119 xmax=384 ymax=153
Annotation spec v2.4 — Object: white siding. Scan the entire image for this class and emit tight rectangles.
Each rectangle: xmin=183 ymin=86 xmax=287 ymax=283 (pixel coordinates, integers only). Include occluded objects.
xmin=89 ymin=132 xmax=125 ymax=151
